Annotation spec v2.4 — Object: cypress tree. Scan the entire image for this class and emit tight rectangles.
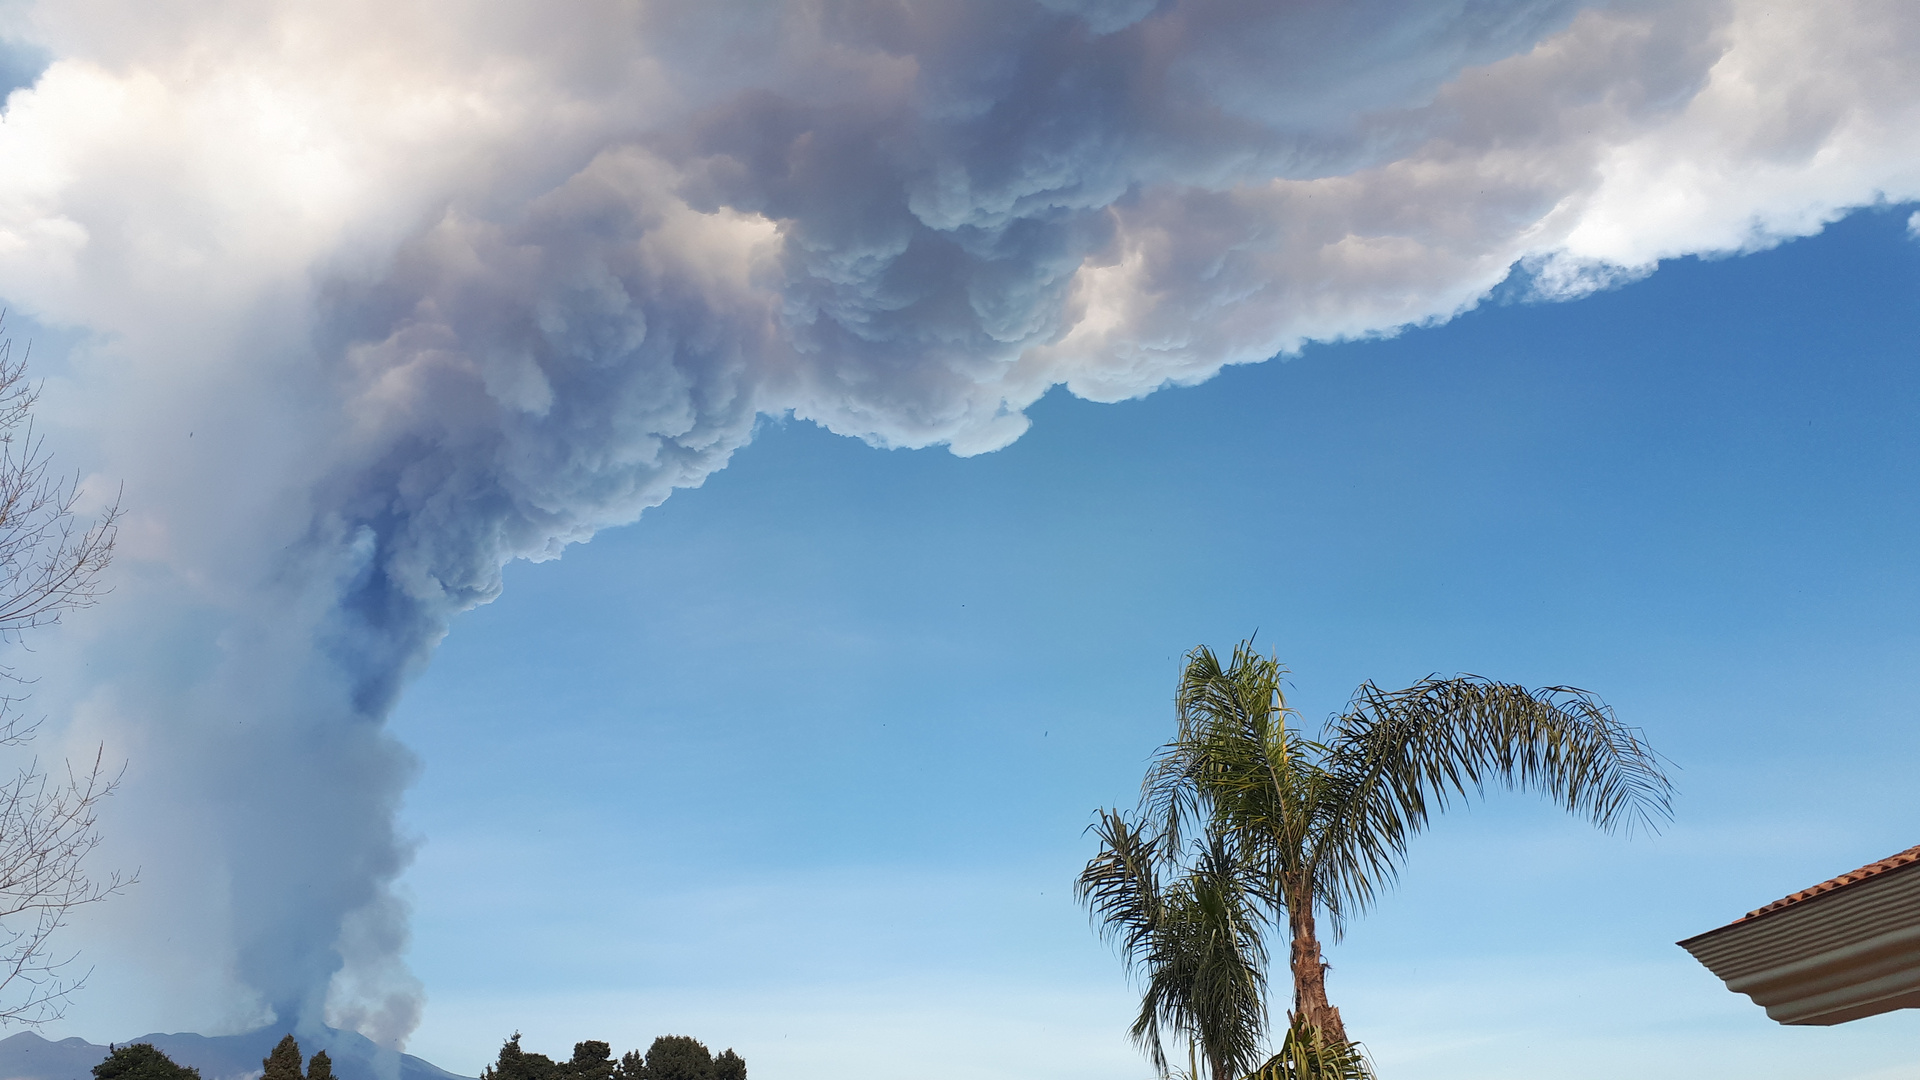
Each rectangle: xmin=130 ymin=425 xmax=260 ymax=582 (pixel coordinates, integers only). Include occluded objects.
xmin=261 ymin=1036 xmax=303 ymax=1080
xmin=710 ymin=1050 xmax=744 ymax=1080
xmin=306 ymin=1051 xmax=335 ymax=1080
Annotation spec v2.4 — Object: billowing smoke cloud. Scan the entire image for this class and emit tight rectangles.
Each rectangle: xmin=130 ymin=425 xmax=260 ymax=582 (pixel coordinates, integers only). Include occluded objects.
xmin=0 ymin=0 xmax=1914 ymax=1046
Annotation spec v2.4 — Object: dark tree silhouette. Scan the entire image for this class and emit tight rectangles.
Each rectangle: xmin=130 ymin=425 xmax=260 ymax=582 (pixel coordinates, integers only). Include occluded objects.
xmin=564 ymin=1042 xmax=614 ymax=1080
xmin=486 ymin=1031 xmax=744 ymax=1080
xmin=640 ymin=1036 xmax=711 ymax=1080
xmin=710 ymin=1049 xmax=745 ymax=1080
xmin=482 ymin=1034 xmax=556 ymax=1080
xmin=93 ymin=1044 xmax=200 ymax=1080
xmin=261 ymin=1035 xmax=303 ymax=1080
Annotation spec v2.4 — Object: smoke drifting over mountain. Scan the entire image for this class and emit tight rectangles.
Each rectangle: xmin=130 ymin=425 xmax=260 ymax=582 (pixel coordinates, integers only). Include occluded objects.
xmin=0 ymin=0 xmax=1915 ymax=1047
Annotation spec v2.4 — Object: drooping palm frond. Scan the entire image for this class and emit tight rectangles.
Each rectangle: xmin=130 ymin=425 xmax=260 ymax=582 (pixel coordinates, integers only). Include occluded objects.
xmin=1079 ymin=812 xmax=1271 ymax=1080
xmin=1311 ymin=675 xmax=1673 ymax=930
xmin=1078 ymin=809 xmax=1168 ymax=975
xmin=1244 ymin=1018 xmax=1373 ymax=1080
xmin=1079 ymin=809 xmax=1181 ymax=1075
xmin=1166 ymin=830 xmax=1270 ymax=1080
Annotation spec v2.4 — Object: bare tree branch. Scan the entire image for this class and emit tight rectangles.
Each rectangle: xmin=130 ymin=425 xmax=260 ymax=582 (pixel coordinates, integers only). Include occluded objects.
xmin=0 ymin=318 xmax=131 ymax=1027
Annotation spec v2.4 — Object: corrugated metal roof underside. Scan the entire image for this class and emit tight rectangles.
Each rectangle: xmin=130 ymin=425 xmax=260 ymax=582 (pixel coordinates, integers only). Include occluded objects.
xmin=1679 ymin=856 xmax=1920 ymax=1025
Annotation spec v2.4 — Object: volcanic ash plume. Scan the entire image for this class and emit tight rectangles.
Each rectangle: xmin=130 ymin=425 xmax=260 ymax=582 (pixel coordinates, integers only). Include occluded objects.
xmin=0 ymin=0 xmax=1915 ymax=1043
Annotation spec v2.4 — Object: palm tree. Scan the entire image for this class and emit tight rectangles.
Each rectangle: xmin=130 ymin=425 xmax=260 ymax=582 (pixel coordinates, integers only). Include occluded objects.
xmin=1083 ymin=639 xmax=1671 ymax=1070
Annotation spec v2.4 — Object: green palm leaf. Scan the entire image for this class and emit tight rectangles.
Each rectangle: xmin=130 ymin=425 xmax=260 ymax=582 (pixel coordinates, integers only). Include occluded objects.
xmin=1078 ymin=813 xmax=1270 ymax=1080
xmin=1312 ymin=676 xmax=1672 ymax=929
xmin=1245 ymin=1019 xmax=1373 ymax=1080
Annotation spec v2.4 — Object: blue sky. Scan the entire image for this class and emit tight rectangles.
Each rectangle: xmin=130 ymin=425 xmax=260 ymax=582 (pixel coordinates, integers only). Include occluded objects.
xmin=380 ymin=207 xmax=1920 ymax=1077
xmin=2 ymin=2 xmax=1920 ymax=1079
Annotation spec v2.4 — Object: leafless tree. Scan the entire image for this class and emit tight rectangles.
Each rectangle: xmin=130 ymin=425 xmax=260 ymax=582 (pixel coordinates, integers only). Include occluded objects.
xmin=0 ymin=321 xmax=128 ymax=1026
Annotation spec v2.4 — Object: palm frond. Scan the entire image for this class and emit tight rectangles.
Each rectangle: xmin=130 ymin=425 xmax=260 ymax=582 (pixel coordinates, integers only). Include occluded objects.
xmin=1078 ymin=809 xmax=1176 ymax=1075
xmin=1078 ymin=809 xmax=1167 ymax=969
xmin=1144 ymin=643 xmax=1323 ymax=914
xmin=1080 ymin=809 xmax=1272 ymax=1080
xmin=1177 ymin=829 xmax=1271 ymax=1078
xmin=1312 ymin=675 xmax=1673 ymax=928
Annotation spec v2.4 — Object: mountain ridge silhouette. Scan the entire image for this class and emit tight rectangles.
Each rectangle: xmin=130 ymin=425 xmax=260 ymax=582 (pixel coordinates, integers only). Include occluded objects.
xmin=0 ymin=1026 xmax=472 ymax=1080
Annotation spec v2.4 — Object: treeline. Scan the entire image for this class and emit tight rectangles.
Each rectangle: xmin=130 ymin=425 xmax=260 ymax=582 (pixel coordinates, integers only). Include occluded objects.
xmin=483 ymin=1035 xmax=744 ymax=1080
xmin=85 ymin=1031 xmax=744 ymax=1080
xmin=90 ymin=1036 xmax=330 ymax=1080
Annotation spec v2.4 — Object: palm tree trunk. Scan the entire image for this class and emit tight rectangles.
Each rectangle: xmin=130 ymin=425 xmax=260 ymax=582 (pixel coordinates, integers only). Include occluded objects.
xmin=1286 ymin=885 xmax=1349 ymax=1045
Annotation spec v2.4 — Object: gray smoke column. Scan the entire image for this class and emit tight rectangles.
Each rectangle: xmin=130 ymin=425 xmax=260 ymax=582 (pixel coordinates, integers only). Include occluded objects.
xmin=0 ymin=0 xmax=1916 ymax=1045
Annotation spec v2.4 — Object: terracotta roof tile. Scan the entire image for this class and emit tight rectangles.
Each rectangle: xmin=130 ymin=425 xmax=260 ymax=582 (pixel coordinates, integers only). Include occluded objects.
xmin=1738 ymin=845 xmax=1920 ymax=923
